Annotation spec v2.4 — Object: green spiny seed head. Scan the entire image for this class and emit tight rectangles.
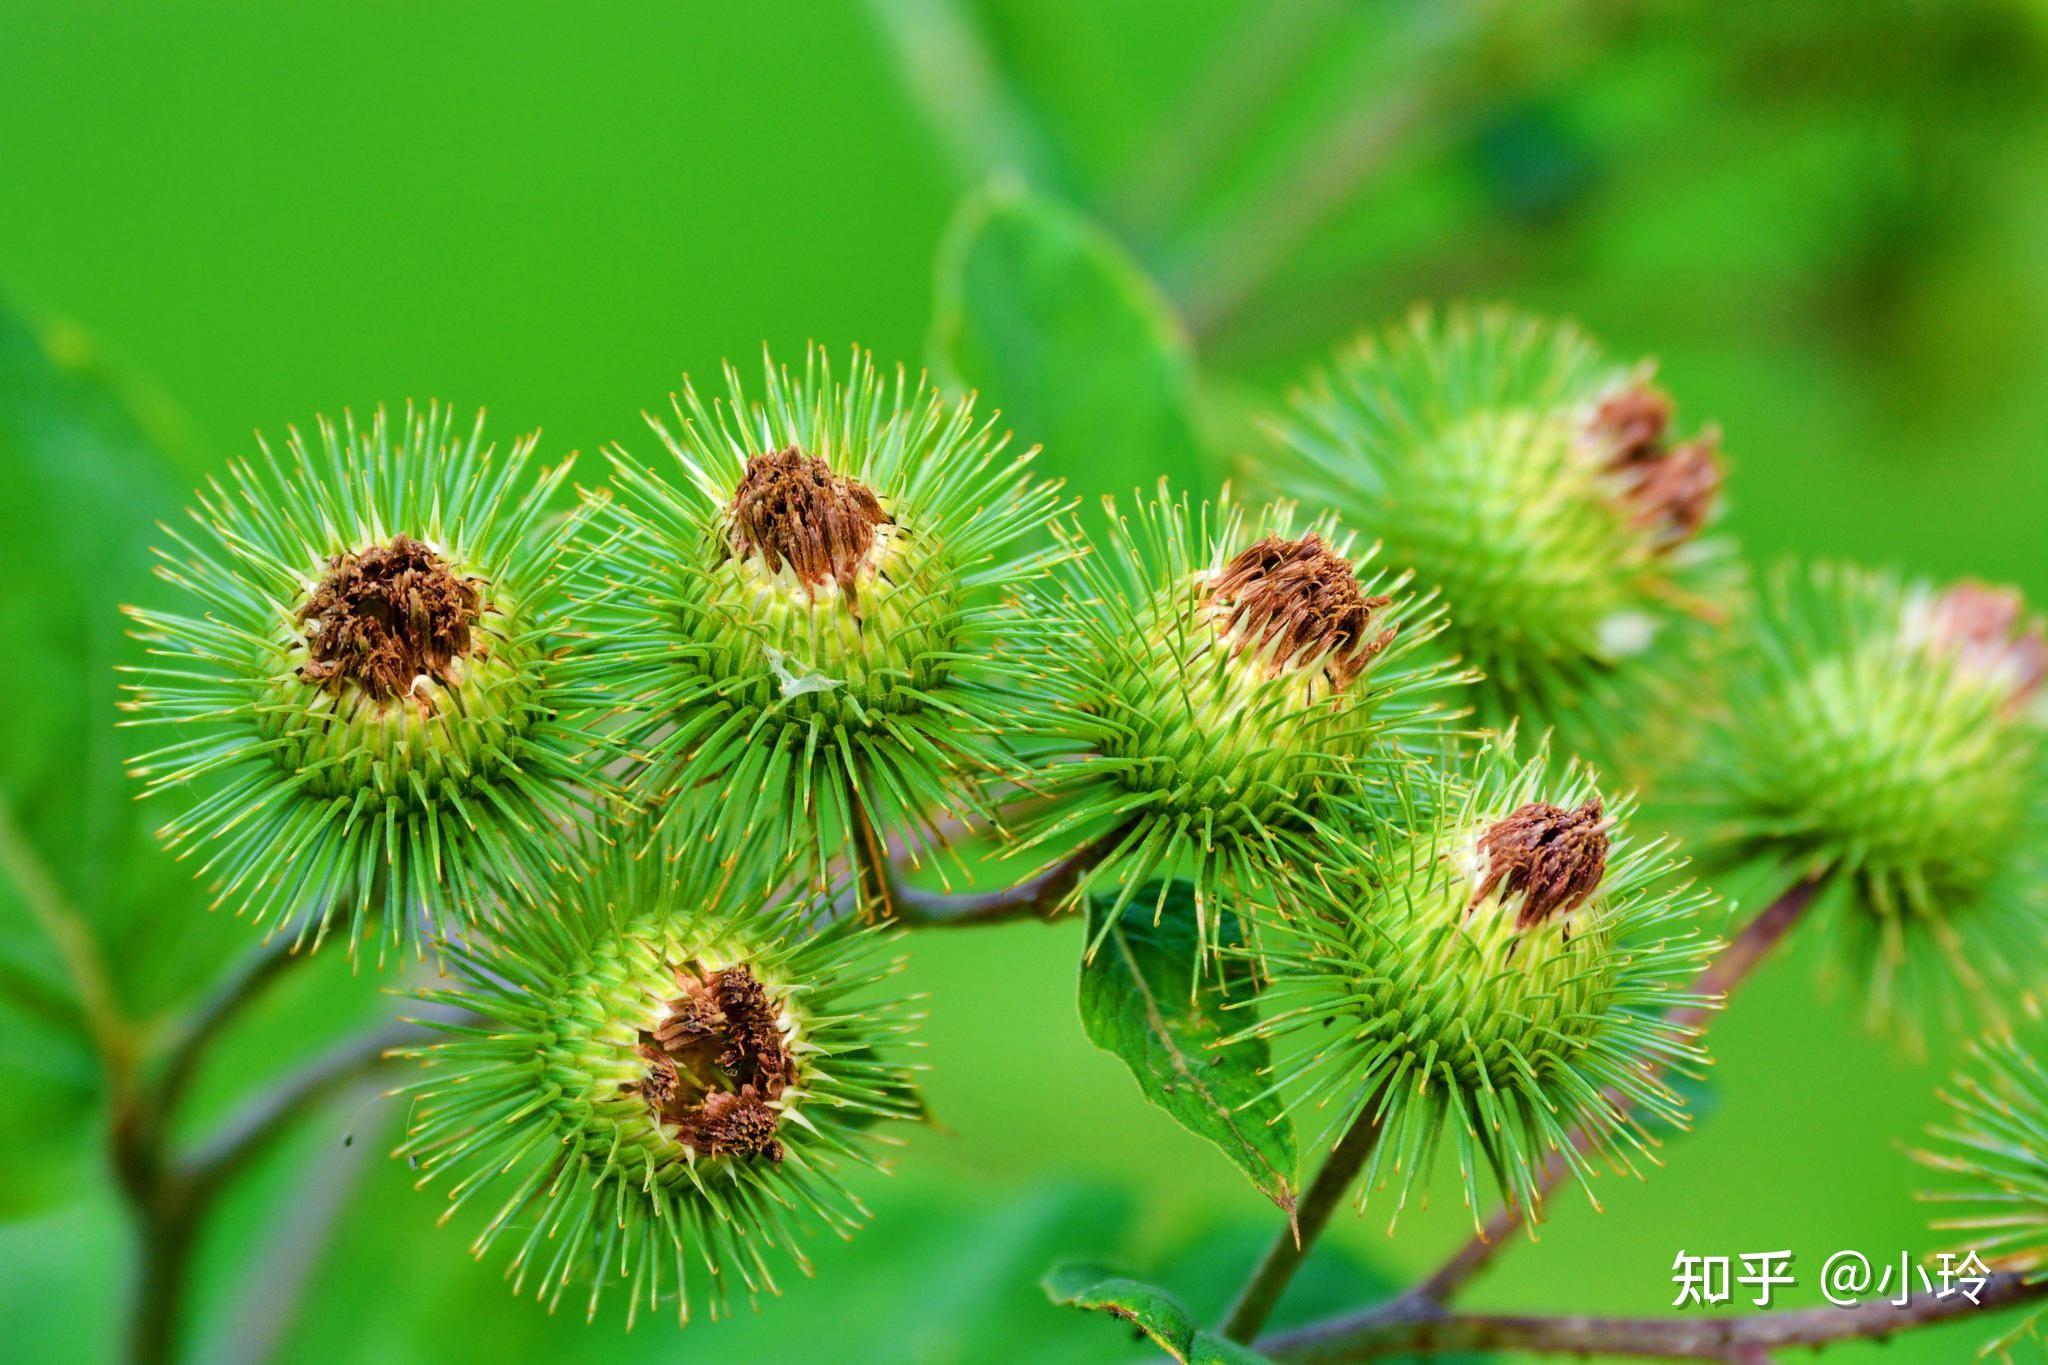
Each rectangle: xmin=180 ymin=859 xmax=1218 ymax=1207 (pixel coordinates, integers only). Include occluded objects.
xmin=1913 ymin=1034 xmax=2048 ymax=1359
xmin=575 ymin=345 xmax=1068 ymax=883
xmin=1696 ymin=563 xmax=2048 ymax=1041
xmin=395 ymin=843 xmax=922 ymax=1327
xmin=1014 ymin=484 xmax=1466 ymax=955
xmin=1249 ymin=739 xmax=1718 ymax=1228
xmin=120 ymin=405 xmax=604 ymax=959
xmin=1279 ymin=305 xmax=1738 ymax=772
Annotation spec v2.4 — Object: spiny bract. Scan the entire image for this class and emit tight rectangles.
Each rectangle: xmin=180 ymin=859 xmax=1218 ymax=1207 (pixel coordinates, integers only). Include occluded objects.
xmin=1280 ymin=305 xmax=1739 ymax=773
xmin=1693 ymin=563 xmax=2048 ymax=1043
xmin=1012 ymin=485 xmax=1466 ymax=957
xmin=573 ymin=345 xmax=1067 ymax=896
xmin=395 ymin=841 xmax=922 ymax=1326
xmin=120 ymin=405 xmax=604 ymax=959
xmin=1913 ymin=1033 xmax=2048 ymax=1360
xmin=1247 ymin=739 xmax=1719 ymax=1227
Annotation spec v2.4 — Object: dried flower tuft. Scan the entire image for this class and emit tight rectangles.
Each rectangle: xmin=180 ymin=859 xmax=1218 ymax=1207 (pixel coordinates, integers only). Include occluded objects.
xmin=1206 ymin=532 xmax=1395 ymax=691
xmin=1614 ymin=434 xmax=1724 ymax=545
xmin=639 ymin=962 xmax=794 ymax=1162
xmin=1013 ymin=488 xmax=1465 ymax=955
xmin=295 ymin=534 xmax=482 ymax=709
xmin=1471 ymin=797 xmax=1610 ymax=930
xmin=728 ymin=445 xmax=892 ymax=597
xmin=120 ymin=405 xmax=606 ymax=958
xmin=1586 ymin=382 xmax=1675 ymax=467
xmin=572 ymin=346 xmax=1068 ymax=894
xmin=1926 ymin=579 xmax=2048 ymax=715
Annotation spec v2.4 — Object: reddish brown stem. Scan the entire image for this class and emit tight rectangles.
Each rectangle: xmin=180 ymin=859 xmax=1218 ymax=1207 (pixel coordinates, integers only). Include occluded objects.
xmin=884 ymin=823 xmax=1135 ymax=927
xmin=1258 ymin=1271 xmax=2047 ymax=1361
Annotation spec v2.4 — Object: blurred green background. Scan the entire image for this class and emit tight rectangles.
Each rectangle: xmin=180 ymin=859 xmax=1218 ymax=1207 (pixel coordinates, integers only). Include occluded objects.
xmin=3 ymin=2 xmax=2046 ymax=1361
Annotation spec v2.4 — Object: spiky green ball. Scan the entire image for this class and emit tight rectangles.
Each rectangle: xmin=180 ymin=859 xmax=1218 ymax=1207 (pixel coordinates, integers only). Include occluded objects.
xmin=121 ymin=406 xmax=603 ymax=959
xmin=1013 ymin=486 xmax=1465 ymax=955
xmin=574 ymin=345 xmax=1066 ymax=887
xmin=1280 ymin=305 xmax=1738 ymax=771
xmin=1694 ymin=563 xmax=2048 ymax=1039
xmin=395 ymin=842 xmax=921 ymax=1326
xmin=1914 ymin=1034 xmax=2048 ymax=1359
xmin=1251 ymin=741 xmax=1717 ymax=1226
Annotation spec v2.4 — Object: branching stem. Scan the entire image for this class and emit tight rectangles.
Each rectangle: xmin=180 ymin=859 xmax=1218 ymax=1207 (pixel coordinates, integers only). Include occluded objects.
xmin=0 ymin=795 xmax=129 ymax=1071
xmin=104 ymin=935 xmax=439 ymax=1365
xmin=156 ymin=935 xmax=305 ymax=1116
xmin=1256 ymin=1271 xmax=2048 ymax=1361
xmin=884 ymin=823 xmax=1133 ymax=927
xmin=1210 ymin=876 xmax=1825 ymax=1356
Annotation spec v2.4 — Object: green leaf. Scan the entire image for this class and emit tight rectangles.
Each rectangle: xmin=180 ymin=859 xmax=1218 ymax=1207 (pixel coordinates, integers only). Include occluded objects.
xmin=1044 ymin=1262 xmax=1274 ymax=1365
xmin=931 ymin=180 xmax=1216 ymax=503
xmin=1079 ymin=880 xmax=1297 ymax=1217
xmin=0 ymin=307 xmax=236 ymax=1213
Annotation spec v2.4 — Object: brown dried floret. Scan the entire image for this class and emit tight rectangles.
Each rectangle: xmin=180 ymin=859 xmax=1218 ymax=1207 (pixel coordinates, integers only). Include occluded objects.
xmin=295 ymin=534 xmax=482 ymax=707
xmin=672 ymin=1090 xmax=785 ymax=1162
xmin=1206 ymin=533 xmax=1395 ymax=691
xmin=728 ymin=446 xmax=890 ymax=594
xmin=634 ymin=963 xmax=796 ymax=1163
xmin=637 ymin=1047 xmax=681 ymax=1109
xmin=1587 ymin=383 xmax=1673 ymax=468
xmin=1620 ymin=435 xmax=1723 ymax=542
xmin=1929 ymin=580 xmax=2048 ymax=714
xmin=1470 ymin=798 xmax=1611 ymax=931
xmin=1585 ymin=382 xmax=1723 ymax=547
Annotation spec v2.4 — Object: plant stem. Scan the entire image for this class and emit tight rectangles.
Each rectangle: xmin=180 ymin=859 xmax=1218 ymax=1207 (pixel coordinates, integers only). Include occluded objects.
xmin=1171 ymin=0 xmax=1505 ymax=340
xmin=1221 ymin=1101 xmax=1387 ymax=1343
xmin=886 ymin=823 xmax=1134 ymax=927
xmin=1407 ymin=875 xmax=1825 ymax=1308
xmin=1257 ymin=1271 xmax=2048 ymax=1361
xmin=222 ymin=1077 xmax=385 ymax=1365
xmin=157 ymin=935 xmax=306 ymax=1117
xmin=124 ymin=1189 xmax=201 ymax=1365
xmin=1111 ymin=0 xmax=1349 ymax=239
xmin=0 ymin=793 xmax=129 ymax=1071
xmin=185 ymin=1017 xmax=420 ymax=1196
xmin=111 ymin=967 xmax=446 ymax=1364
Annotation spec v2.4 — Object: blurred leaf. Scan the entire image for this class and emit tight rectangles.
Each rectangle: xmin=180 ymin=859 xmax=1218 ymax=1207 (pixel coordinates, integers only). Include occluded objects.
xmin=0 ymin=309 xmax=237 ymax=993
xmin=0 ymin=307 xmax=235 ymax=1214
xmin=931 ymin=180 xmax=1216 ymax=503
xmin=0 ymin=1004 xmax=99 ymax=1218
xmin=1079 ymin=881 xmax=1297 ymax=1216
xmin=285 ymin=1167 xmax=1139 ymax=1363
xmin=1044 ymin=1262 xmax=1273 ymax=1364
